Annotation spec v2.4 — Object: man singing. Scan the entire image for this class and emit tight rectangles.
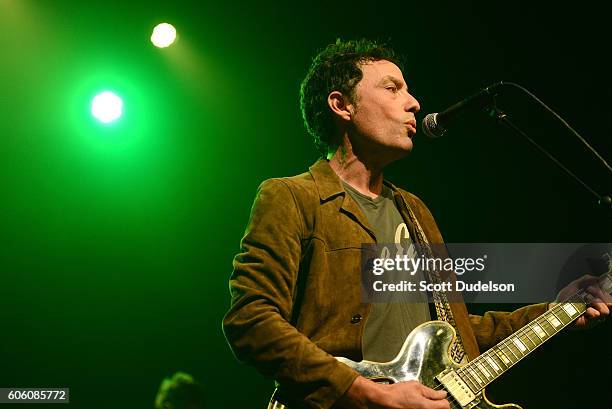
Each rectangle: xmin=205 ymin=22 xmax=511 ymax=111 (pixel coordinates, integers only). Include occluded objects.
xmin=222 ymin=39 xmax=610 ymax=409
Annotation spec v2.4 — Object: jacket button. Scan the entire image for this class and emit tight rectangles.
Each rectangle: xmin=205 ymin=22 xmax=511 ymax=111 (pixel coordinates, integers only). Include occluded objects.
xmin=350 ymin=314 xmax=362 ymax=324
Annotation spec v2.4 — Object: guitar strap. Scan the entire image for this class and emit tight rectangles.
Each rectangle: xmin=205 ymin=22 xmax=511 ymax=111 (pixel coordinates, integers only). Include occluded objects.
xmin=396 ymin=194 xmax=468 ymax=365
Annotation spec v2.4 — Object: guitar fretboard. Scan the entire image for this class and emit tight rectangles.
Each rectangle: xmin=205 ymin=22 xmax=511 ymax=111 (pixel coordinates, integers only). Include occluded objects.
xmin=456 ymin=272 xmax=612 ymax=394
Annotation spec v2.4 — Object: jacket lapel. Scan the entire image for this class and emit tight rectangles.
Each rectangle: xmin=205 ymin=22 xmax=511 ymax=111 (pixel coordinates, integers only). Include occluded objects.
xmin=309 ymin=159 xmax=377 ymax=242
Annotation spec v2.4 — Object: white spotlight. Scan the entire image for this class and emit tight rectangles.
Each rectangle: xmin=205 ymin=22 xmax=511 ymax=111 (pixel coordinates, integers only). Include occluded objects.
xmin=151 ymin=23 xmax=177 ymax=48
xmin=91 ymin=91 xmax=123 ymax=124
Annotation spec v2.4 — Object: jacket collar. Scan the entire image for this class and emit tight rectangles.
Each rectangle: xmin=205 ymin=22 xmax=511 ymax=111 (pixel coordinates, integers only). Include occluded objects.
xmin=308 ymin=159 xmax=407 ymax=241
xmin=308 ymin=158 xmax=345 ymax=202
xmin=308 ymin=158 xmax=403 ymax=200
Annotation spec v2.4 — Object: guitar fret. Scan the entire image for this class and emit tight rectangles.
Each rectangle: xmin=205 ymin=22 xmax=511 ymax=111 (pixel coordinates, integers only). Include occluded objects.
xmin=556 ymin=306 xmax=572 ymax=322
xmin=459 ymin=364 xmax=481 ymax=393
xmin=560 ymin=305 xmax=578 ymax=325
xmin=464 ymin=369 xmax=482 ymax=392
xmin=562 ymin=303 xmax=578 ymax=317
xmin=467 ymin=365 xmax=486 ymax=387
xmin=531 ymin=323 xmax=547 ymax=339
xmin=459 ymin=368 xmax=479 ymax=393
xmin=436 ymin=272 xmax=612 ymax=404
xmin=452 ymin=288 xmax=601 ymax=400
xmin=511 ymin=337 xmax=527 ymax=353
xmin=476 ymin=362 xmax=492 ymax=380
xmin=468 ymin=367 xmax=485 ymax=389
xmin=516 ymin=332 xmax=532 ymax=350
xmin=539 ymin=318 xmax=555 ymax=335
xmin=462 ymin=347 xmax=517 ymax=394
xmin=520 ymin=330 xmax=538 ymax=349
xmin=484 ymin=355 xmax=500 ymax=373
xmin=494 ymin=347 xmax=512 ymax=366
xmin=479 ymin=356 xmax=496 ymax=379
xmin=499 ymin=344 xmax=514 ymax=364
xmin=546 ymin=312 xmax=562 ymax=329
xmin=526 ymin=328 xmax=541 ymax=346
xmin=504 ymin=342 xmax=521 ymax=361
xmin=491 ymin=348 xmax=510 ymax=372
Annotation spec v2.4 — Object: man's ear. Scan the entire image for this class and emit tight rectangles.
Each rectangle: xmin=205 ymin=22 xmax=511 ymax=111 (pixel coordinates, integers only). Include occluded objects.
xmin=327 ymin=91 xmax=353 ymax=122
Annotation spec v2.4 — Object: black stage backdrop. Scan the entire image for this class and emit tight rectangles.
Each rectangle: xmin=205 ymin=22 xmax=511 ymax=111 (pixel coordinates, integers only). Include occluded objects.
xmin=0 ymin=0 xmax=610 ymax=408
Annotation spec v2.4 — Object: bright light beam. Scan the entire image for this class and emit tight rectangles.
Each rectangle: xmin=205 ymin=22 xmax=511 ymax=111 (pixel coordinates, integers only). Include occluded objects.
xmin=151 ymin=23 xmax=177 ymax=48
xmin=91 ymin=91 xmax=123 ymax=124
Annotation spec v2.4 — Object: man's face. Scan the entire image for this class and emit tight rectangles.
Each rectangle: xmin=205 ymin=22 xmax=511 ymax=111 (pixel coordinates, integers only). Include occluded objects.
xmin=348 ymin=60 xmax=420 ymax=161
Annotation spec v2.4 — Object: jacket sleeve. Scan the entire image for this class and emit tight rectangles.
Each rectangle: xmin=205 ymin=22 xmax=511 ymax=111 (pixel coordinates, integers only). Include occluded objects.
xmin=222 ymin=178 xmax=359 ymax=409
xmin=469 ymin=303 xmax=549 ymax=351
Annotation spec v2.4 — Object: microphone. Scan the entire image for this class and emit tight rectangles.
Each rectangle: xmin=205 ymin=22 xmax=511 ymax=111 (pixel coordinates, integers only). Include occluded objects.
xmin=422 ymin=82 xmax=504 ymax=138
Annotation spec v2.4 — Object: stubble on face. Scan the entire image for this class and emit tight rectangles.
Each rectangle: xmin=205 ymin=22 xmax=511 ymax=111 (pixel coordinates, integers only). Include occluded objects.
xmin=347 ymin=60 xmax=420 ymax=166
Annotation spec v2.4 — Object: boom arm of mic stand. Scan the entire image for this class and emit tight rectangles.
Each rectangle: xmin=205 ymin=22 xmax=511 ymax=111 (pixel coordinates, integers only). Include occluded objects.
xmin=489 ymin=105 xmax=611 ymax=209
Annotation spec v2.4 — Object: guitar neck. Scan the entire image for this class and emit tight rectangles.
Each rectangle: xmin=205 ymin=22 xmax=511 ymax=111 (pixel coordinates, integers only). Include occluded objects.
xmin=457 ymin=272 xmax=612 ymax=393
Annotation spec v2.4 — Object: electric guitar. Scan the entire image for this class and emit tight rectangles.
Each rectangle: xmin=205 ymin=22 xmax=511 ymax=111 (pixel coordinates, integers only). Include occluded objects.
xmin=268 ymin=271 xmax=612 ymax=409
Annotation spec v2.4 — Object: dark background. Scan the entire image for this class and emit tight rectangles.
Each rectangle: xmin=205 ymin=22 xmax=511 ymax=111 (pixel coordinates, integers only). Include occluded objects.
xmin=0 ymin=0 xmax=610 ymax=407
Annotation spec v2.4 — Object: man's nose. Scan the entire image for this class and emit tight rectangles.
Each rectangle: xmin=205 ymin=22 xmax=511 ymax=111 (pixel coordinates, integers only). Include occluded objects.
xmin=405 ymin=92 xmax=420 ymax=113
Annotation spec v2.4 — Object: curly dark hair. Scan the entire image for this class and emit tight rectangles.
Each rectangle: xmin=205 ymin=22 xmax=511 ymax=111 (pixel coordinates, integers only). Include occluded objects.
xmin=300 ymin=38 xmax=403 ymax=155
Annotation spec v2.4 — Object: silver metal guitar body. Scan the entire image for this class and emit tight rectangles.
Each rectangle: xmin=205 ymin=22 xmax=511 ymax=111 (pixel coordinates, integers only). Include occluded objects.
xmin=268 ymin=321 xmax=521 ymax=409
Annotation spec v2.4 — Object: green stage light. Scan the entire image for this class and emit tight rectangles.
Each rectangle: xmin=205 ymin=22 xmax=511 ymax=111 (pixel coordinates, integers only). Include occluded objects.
xmin=91 ymin=91 xmax=123 ymax=124
xmin=151 ymin=23 xmax=177 ymax=48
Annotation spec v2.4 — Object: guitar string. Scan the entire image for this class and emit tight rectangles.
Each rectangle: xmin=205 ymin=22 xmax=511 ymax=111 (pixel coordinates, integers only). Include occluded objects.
xmin=331 ymin=276 xmax=610 ymax=407
xmin=451 ymin=269 xmax=612 ymax=392
xmin=378 ymin=274 xmax=611 ymax=406
xmin=448 ymin=295 xmax=584 ymax=391
xmin=428 ymin=287 xmax=593 ymax=399
xmin=305 ymin=293 xmax=593 ymax=408
xmin=459 ymin=291 xmax=589 ymax=389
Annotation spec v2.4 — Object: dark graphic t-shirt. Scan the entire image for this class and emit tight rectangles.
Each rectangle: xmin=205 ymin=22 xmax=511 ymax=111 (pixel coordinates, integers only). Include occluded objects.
xmin=342 ymin=181 xmax=430 ymax=362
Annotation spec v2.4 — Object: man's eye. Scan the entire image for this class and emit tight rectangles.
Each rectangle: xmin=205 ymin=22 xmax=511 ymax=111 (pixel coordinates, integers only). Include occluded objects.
xmin=386 ymin=86 xmax=398 ymax=92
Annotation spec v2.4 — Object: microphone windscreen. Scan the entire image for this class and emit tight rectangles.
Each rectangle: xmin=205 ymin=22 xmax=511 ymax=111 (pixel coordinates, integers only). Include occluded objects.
xmin=422 ymin=113 xmax=444 ymax=138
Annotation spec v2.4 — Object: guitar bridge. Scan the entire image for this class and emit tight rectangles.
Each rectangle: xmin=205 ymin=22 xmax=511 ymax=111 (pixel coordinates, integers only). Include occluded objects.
xmin=436 ymin=369 xmax=477 ymax=407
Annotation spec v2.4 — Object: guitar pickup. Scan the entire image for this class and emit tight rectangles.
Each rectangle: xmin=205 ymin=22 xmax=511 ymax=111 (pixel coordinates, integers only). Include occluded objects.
xmin=436 ymin=369 xmax=477 ymax=407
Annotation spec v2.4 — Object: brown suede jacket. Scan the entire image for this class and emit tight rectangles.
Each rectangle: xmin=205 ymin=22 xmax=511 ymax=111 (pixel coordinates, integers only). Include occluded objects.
xmin=223 ymin=159 xmax=547 ymax=409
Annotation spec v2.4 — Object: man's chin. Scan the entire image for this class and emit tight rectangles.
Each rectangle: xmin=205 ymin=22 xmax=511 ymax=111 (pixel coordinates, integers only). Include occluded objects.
xmin=383 ymin=142 xmax=413 ymax=164
xmin=395 ymin=138 xmax=414 ymax=155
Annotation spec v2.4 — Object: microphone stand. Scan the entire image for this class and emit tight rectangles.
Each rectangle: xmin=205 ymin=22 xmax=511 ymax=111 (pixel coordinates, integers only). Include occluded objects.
xmin=487 ymin=99 xmax=611 ymax=210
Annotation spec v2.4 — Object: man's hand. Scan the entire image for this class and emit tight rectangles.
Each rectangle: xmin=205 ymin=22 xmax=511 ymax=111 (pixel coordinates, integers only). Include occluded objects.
xmin=337 ymin=376 xmax=450 ymax=409
xmin=551 ymin=274 xmax=612 ymax=329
